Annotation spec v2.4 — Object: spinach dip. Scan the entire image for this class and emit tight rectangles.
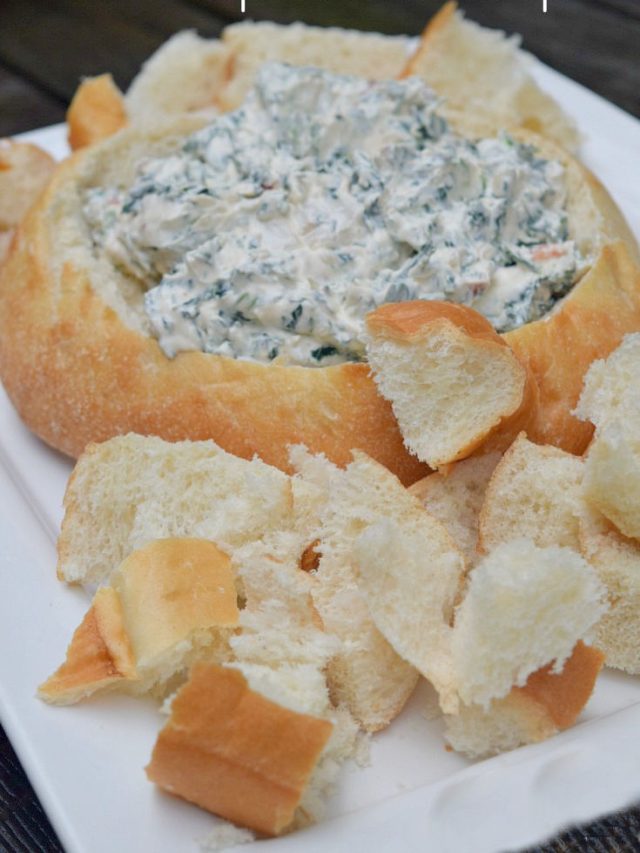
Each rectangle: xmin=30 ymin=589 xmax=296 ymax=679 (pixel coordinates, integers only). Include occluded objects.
xmin=84 ymin=63 xmax=586 ymax=367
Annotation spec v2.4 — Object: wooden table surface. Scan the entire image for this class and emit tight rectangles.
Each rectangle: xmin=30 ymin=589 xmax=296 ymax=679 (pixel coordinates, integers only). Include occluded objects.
xmin=1 ymin=1 xmax=639 ymax=851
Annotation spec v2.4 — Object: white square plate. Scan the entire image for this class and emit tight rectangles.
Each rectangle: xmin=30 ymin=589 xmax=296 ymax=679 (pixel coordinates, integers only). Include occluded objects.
xmin=2 ymin=60 xmax=640 ymax=853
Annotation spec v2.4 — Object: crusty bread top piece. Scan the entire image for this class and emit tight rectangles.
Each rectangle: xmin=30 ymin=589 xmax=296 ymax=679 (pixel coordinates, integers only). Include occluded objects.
xmin=67 ymin=75 xmax=127 ymax=151
xmin=402 ymin=2 xmax=579 ymax=152
xmin=40 ymin=538 xmax=238 ymax=704
xmin=146 ymin=663 xmax=333 ymax=837
xmin=57 ymin=434 xmax=293 ymax=587
xmin=574 ymin=333 xmax=640 ymax=540
xmin=451 ymin=539 xmax=606 ymax=709
xmin=478 ymin=433 xmax=585 ymax=554
xmin=409 ymin=452 xmax=501 ymax=569
xmin=365 ymin=301 xmax=538 ymax=469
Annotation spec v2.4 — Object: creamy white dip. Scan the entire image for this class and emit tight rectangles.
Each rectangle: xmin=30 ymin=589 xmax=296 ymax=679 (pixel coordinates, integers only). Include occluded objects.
xmin=85 ymin=63 xmax=585 ymax=366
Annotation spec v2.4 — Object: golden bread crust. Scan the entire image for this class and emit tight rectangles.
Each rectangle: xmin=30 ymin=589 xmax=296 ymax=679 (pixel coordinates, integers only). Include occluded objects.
xmin=38 ymin=587 xmax=137 ymax=704
xmin=516 ymin=640 xmax=605 ymax=729
xmin=146 ymin=663 xmax=333 ymax=836
xmin=67 ymin=75 xmax=128 ymax=150
xmin=505 ymin=243 xmax=640 ymax=453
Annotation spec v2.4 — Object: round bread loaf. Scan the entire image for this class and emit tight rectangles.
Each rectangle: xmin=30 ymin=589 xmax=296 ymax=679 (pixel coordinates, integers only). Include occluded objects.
xmin=0 ymin=113 xmax=638 ymax=479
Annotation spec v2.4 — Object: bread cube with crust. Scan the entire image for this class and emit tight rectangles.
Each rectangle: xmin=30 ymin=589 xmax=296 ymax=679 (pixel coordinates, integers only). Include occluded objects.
xmin=146 ymin=663 xmax=333 ymax=836
xmin=365 ymin=301 xmax=538 ymax=469
xmin=39 ymin=538 xmax=239 ymax=704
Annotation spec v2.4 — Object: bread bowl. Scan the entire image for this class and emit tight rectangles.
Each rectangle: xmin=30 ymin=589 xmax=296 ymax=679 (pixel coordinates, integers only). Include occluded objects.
xmin=1 ymin=56 xmax=638 ymax=478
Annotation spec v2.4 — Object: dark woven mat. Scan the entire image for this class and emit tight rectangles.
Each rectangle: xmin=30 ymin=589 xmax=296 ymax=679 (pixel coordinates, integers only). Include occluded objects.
xmin=2 ymin=723 xmax=639 ymax=853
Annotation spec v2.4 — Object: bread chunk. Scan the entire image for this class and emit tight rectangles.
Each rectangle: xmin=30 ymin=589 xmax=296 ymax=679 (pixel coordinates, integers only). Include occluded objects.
xmin=296 ymin=451 xmax=421 ymax=731
xmin=365 ymin=301 xmax=538 ymax=468
xmin=409 ymin=452 xmax=501 ymax=568
xmin=40 ymin=538 xmax=238 ymax=703
xmin=478 ymin=433 xmax=584 ymax=553
xmin=451 ymin=539 xmax=606 ymax=709
xmin=579 ymin=508 xmax=640 ymax=673
xmin=575 ymin=334 xmax=640 ymax=540
xmin=354 ymin=514 xmax=465 ymax=713
xmin=56 ymin=434 xmax=293 ymax=586
xmin=402 ymin=2 xmax=579 ymax=151
xmin=146 ymin=664 xmax=333 ymax=836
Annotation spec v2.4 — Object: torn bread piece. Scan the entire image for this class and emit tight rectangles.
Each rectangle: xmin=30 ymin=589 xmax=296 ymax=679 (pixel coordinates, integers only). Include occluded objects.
xmin=402 ymin=1 xmax=579 ymax=152
xmin=478 ymin=433 xmax=584 ymax=554
xmin=67 ymin=74 xmax=127 ymax=150
xmin=126 ymin=31 xmax=230 ymax=127
xmin=39 ymin=538 xmax=238 ymax=704
xmin=451 ymin=539 xmax=606 ymax=709
xmin=445 ymin=641 xmax=605 ymax=758
xmin=146 ymin=663 xmax=333 ymax=837
xmin=365 ymin=301 xmax=538 ymax=469
xmin=409 ymin=452 xmax=501 ymax=568
xmin=57 ymin=434 xmax=292 ymax=586
xmin=0 ymin=139 xmax=55 ymax=263
xmin=228 ymin=531 xmax=359 ymax=827
xmin=296 ymin=451 xmax=421 ymax=731
xmin=574 ymin=332 xmax=640 ymax=432
xmin=574 ymin=335 xmax=640 ymax=540
xmin=582 ymin=419 xmax=640 ymax=541
xmin=579 ymin=508 xmax=640 ymax=673
xmin=354 ymin=516 xmax=465 ymax=713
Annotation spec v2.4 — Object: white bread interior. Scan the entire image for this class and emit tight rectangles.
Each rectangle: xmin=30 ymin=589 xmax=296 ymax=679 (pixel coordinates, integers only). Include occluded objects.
xmin=451 ymin=538 xmax=606 ymax=709
xmin=409 ymin=452 xmax=501 ymax=569
xmin=225 ymin=530 xmax=359 ymax=828
xmin=126 ymin=31 xmax=230 ymax=126
xmin=353 ymin=516 xmax=464 ymax=713
xmin=401 ymin=1 xmax=579 ymax=152
xmin=56 ymin=434 xmax=292 ymax=586
xmin=575 ymin=333 xmax=640 ymax=431
xmin=292 ymin=451 xmax=421 ymax=731
xmin=579 ymin=508 xmax=640 ymax=674
xmin=478 ymin=433 xmax=585 ymax=553
xmin=575 ymin=334 xmax=640 ymax=540
xmin=365 ymin=302 xmax=537 ymax=468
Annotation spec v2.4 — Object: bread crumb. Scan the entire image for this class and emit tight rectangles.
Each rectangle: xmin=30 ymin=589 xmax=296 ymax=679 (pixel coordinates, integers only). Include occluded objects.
xmin=199 ymin=821 xmax=254 ymax=851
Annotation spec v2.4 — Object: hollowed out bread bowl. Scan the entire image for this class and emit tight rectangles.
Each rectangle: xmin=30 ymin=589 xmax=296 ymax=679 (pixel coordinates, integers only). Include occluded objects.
xmin=0 ymin=115 xmax=638 ymax=478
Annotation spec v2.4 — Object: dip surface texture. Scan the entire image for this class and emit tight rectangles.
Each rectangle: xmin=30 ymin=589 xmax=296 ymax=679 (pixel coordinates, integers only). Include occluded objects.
xmin=85 ymin=64 xmax=582 ymax=366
